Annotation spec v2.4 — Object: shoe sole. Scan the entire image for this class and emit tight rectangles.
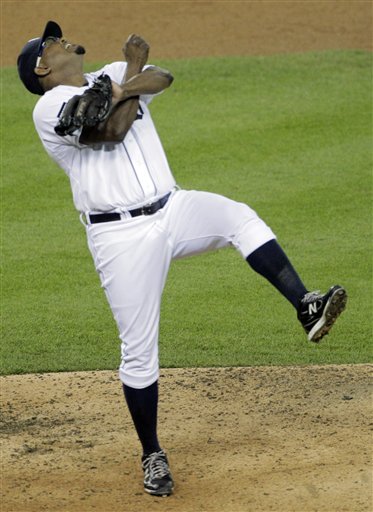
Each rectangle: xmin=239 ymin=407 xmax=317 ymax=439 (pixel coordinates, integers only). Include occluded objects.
xmin=144 ymin=484 xmax=174 ymax=497
xmin=308 ymin=286 xmax=347 ymax=342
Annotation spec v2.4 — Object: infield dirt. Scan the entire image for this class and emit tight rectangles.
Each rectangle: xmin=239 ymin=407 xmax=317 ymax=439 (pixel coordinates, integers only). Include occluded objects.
xmin=1 ymin=2 xmax=372 ymax=511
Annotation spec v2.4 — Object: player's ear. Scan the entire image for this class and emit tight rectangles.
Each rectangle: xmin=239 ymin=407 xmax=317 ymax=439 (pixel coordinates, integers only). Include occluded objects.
xmin=34 ymin=66 xmax=51 ymax=77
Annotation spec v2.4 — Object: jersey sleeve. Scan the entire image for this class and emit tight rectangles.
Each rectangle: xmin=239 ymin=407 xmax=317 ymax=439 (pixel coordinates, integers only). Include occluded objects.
xmin=33 ymin=86 xmax=86 ymax=149
xmin=32 ymin=86 xmax=89 ymax=176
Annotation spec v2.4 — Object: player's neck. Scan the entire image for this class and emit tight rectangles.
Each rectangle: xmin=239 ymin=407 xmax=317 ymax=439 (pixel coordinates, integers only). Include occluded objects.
xmin=59 ymin=69 xmax=87 ymax=87
xmin=45 ymin=71 xmax=88 ymax=91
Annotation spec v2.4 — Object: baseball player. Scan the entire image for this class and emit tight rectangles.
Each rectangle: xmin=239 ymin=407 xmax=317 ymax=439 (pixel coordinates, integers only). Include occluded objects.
xmin=17 ymin=21 xmax=347 ymax=497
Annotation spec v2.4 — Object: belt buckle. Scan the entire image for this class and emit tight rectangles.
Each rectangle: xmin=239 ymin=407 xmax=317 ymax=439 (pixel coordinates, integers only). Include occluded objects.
xmin=141 ymin=203 xmax=153 ymax=215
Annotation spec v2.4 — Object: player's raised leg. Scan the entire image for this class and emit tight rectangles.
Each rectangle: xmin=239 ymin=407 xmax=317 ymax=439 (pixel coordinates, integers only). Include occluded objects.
xmin=165 ymin=189 xmax=347 ymax=341
xmin=245 ymin=239 xmax=347 ymax=341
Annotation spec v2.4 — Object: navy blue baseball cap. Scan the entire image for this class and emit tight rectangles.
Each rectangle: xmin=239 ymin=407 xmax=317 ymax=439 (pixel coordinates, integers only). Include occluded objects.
xmin=17 ymin=20 xmax=63 ymax=95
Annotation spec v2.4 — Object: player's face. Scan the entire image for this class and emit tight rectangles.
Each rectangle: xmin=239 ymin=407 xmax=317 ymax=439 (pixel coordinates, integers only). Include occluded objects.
xmin=39 ymin=36 xmax=86 ymax=70
xmin=42 ymin=36 xmax=86 ymax=56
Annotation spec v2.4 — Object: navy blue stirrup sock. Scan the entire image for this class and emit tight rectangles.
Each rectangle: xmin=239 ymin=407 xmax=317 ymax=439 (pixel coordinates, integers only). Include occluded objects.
xmin=123 ymin=381 xmax=161 ymax=456
xmin=246 ymin=239 xmax=307 ymax=309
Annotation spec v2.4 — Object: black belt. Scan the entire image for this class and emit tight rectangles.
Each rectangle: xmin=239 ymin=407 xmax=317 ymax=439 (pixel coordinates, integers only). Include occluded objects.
xmin=88 ymin=193 xmax=171 ymax=224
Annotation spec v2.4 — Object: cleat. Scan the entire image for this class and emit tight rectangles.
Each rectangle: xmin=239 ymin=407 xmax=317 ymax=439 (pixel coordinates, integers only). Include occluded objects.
xmin=142 ymin=449 xmax=174 ymax=497
xmin=297 ymin=285 xmax=347 ymax=342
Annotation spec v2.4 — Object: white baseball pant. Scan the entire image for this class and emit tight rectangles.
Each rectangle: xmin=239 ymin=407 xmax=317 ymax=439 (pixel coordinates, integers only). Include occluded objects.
xmin=86 ymin=189 xmax=275 ymax=388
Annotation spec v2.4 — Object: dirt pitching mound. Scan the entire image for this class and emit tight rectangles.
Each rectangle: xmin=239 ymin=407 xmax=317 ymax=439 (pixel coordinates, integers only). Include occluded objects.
xmin=1 ymin=365 xmax=372 ymax=512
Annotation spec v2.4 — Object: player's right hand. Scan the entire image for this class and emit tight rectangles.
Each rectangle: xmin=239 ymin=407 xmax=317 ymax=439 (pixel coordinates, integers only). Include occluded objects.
xmin=123 ymin=34 xmax=149 ymax=69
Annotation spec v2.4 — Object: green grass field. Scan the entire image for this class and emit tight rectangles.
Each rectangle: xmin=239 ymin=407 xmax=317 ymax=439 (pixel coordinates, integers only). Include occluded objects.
xmin=1 ymin=50 xmax=372 ymax=375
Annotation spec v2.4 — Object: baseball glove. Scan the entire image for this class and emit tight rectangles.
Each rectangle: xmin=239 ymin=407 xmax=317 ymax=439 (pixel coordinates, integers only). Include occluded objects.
xmin=55 ymin=74 xmax=112 ymax=136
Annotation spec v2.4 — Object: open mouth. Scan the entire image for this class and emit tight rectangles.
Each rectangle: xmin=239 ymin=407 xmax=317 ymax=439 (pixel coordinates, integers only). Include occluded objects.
xmin=74 ymin=45 xmax=86 ymax=55
xmin=63 ymin=41 xmax=86 ymax=55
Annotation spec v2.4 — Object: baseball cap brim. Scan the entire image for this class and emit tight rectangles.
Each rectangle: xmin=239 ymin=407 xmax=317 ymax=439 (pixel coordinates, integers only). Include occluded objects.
xmin=39 ymin=21 xmax=63 ymax=51
xmin=17 ymin=20 xmax=63 ymax=95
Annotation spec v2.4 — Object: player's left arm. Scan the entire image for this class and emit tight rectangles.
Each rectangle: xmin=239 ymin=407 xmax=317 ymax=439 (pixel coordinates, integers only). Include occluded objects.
xmin=79 ymin=66 xmax=173 ymax=144
xmin=80 ymin=35 xmax=173 ymax=145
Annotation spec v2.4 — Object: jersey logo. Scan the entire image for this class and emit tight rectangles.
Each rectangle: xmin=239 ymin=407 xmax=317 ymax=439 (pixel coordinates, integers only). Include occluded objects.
xmin=136 ymin=105 xmax=144 ymax=120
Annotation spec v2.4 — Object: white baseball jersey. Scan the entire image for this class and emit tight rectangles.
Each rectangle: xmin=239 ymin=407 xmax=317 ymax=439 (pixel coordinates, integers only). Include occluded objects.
xmin=33 ymin=62 xmax=176 ymax=213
